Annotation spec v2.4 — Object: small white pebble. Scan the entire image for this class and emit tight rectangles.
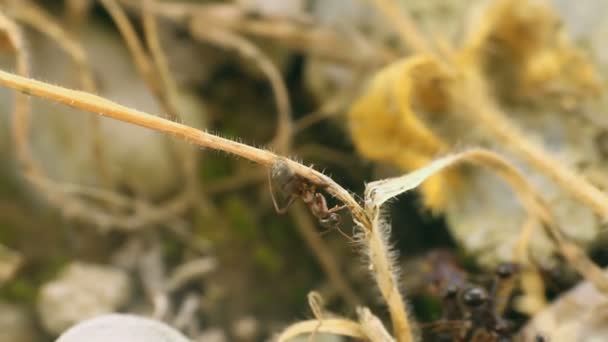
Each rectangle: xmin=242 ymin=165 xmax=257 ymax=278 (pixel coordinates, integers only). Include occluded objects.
xmin=57 ymin=314 xmax=191 ymax=342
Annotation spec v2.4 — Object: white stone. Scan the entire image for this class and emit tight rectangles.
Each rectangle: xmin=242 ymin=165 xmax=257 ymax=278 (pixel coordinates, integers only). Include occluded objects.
xmin=38 ymin=262 xmax=131 ymax=335
xmin=57 ymin=314 xmax=190 ymax=342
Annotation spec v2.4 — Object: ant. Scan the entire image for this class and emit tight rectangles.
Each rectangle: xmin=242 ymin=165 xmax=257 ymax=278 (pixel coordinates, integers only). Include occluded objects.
xmin=267 ymin=159 xmax=352 ymax=241
xmin=423 ymin=263 xmax=520 ymax=342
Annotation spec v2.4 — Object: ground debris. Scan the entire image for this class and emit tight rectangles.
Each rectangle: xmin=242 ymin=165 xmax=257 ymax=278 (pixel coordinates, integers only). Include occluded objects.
xmin=37 ymin=262 xmax=132 ymax=335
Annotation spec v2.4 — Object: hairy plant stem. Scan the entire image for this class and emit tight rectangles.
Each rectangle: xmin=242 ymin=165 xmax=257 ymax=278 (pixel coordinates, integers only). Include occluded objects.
xmin=0 ymin=69 xmax=368 ymax=226
xmin=368 ymin=216 xmax=413 ymax=342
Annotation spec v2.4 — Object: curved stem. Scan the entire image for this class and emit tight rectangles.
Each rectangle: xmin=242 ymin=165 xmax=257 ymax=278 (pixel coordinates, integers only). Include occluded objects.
xmin=0 ymin=69 xmax=368 ymax=228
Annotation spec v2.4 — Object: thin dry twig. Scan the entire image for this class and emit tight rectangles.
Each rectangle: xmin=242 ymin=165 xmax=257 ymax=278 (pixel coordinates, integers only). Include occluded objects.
xmin=188 ymin=23 xmax=293 ymax=154
xmin=0 ymin=1 xmax=196 ymax=231
xmin=101 ymin=0 xmax=202 ymax=228
xmin=64 ymin=0 xmax=93 ymax=30
xmin=0 ymin=12 xmax=34 ymax=174
xmin=0 ymin=11 xmax=101 ymax=225
xmin=453 ymin=77 xmax=608 ymax=219
xmin=514 ymin=215 xmax=537 ymax=264
xmin=141 ymin=0 xmax=180 ymax=119
xmin=357 ymin=307 xmax=396 ymax=342
xmin=292 ymin=73 xmax=363 ymax=134
xmin=99 ymin=0 xmax=166 ymax=112
xmin=307 ymin=291 xmax=325 ymax=342
xmin=0 ymin=69 xmax=368 ymax=227
xmin=290 ymin=203 xmax=360 ymax=308
xmin=119 ymin=0 xmax=395 ymax=65
xmin=11 ymin=0 xmax=113 ymax=189
xmin=0 ymin=9 xmax=203 ymax=231
xmin=166 ymin=257 xmax=216 ymax=292
xmin=141 ymin=0 xmax=201 ymax=202
xmin=172 ymin=293 xmax=201 ymax=331
xmin=366 ymin=0 xmax=431 ymax=55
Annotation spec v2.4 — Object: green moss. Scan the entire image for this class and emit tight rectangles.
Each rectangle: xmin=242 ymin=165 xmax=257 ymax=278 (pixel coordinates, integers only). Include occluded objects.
xmin=412 ymin=294 xmax=442 ymax=322
xmin=0 ymin=223 xmax=14 ymax=245
xmin=224 ymin=196 xmax=257 ymax=239
xmin=163 ymin=237 xmax=182 ymax=265
xmin=253 ymin=245 xmax=283 ymax=274
xmin=265 ymin=219 xmax=292 ymax=246
xmin=0 ymin=278 xmax=37 ymax=304
xmin=199 ymin=154 xmax=234 ymax=182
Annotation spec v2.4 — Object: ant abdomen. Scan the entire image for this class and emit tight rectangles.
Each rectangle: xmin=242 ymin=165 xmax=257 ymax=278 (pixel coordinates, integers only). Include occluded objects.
xmin=270 ymin=159 xmax=299 ymax=195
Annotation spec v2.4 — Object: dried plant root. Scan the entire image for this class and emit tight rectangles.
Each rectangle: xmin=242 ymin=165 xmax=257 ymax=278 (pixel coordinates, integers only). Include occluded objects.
xmin=290 ymin=203 xmax=360 ymax=308
xmin=101 ymin=0 xmax=204 ymax=229
xmin=452 ymin=75 xmax=608 ymax=220
xmin=140 ymin=0 xmax=201 ymax=201
xmin=357 ymin=307 xmax=396 ymax=342
xmin=0 ymin=69 xmax=367 ymax=226
xmin=188 ymin=23 xmax=293 ymax=153
xmin=551 ymin=235 xmax=608 ymax=294
xmin=367 ymin=0 xmax=431 ymax=55
xmin=513 ymin=216 xmax=548 ymax=314
xmin=64 ymin=0 xmax=93 ymax=30
xmin=10 ymin=0 xmax=112 ymax=189
xmin=141 ymin=0 xmax=180 ymax=118
xmin=515 ymin=267 xmax=548 ymax=315
xmin=99 ymin=0 xmax=165 ymax=110
xmin=119 ymin=0 xmax=393 ymax=65
xmin=0 ymin=13 xmax=192 ymax=230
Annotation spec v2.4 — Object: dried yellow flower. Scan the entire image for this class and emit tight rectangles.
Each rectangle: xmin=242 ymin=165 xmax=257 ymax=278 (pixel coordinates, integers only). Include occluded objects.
xmin=462 ymin=0 xmax=601 ymax=107
xmin=348 ymin=55 xmax=459 ymax=211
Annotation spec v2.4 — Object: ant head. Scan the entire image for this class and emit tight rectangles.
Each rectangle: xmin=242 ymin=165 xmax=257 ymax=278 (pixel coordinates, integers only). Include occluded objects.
xmin=496 ymin=262 xmax=518 ymax=279
xmin=462 ymin=286 xmax=488 ymax=308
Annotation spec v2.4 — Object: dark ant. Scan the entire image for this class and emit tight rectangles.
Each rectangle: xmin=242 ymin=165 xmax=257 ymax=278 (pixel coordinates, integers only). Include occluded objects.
xmin=423 ymin=263 xmax=519 ymax=342
xmin=268 ymin=159 xmax=352 ymax=240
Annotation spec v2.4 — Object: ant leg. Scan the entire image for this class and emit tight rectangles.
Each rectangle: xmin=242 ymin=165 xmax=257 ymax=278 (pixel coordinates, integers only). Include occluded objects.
xmin=274 ymin=194 xmax=297 ymax=214
xmin=309 ymin=189 xmax=347 ymax=215
xmin=320 ymin=213 xmax=355 ymax=243
xmin=327 ymin=204 xmax=347 ymax=214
